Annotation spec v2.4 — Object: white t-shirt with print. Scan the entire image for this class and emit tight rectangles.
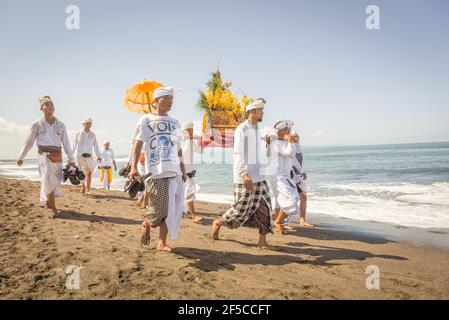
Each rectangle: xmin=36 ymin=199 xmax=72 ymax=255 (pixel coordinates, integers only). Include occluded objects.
xmin=134 ymin=114 xmax=182 ymax=179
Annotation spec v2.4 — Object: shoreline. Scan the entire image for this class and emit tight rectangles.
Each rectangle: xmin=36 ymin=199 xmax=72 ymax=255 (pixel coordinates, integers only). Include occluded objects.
xmin=2 ymin=173 xmax=448 ymax=251
xmin=1 ymin=176 xmax=449 ymax=299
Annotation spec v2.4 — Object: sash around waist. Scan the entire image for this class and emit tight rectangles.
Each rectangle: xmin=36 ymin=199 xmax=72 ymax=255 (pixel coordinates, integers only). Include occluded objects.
xmin=38 ymin=145 xmax=62 ymax=154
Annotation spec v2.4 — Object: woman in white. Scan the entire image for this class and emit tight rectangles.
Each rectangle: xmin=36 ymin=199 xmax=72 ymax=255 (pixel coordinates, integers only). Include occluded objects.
xmin=17 ymin=96 xmax=76 ymax=218
xmin=268 ymin=120 xmax=300 ymax=234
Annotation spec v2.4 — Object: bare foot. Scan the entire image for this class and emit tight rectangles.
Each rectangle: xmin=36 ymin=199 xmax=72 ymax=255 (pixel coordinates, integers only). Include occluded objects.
xmin=80 ymin=187 xmax=86 ymax=193
xmin=156 ymin=243 xmax=172 ymax=252
xmin=211 ymin=219 xmax=221 ymax=240
xmin=257 ymin=243 xmax=277 ymax=251
xmin=85 ymin=191 xmax=92 ymax=196
xmin=140 ymin=221 xmax=151 ymax=246
xmin=299 ymin=220 xmax=314 ymax=228
xmin=192 ymin=216 xmax=203 ymax=224
xmin=283 ymin=224 xmax=295 ymax=231
xmin=274 ymin=223 xmax=287 ymax=235
xmin=47 ymin=209 xmax=59 ymax=219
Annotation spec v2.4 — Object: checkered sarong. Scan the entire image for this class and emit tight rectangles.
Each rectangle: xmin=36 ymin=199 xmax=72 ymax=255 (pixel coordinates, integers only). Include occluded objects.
xmin=146 ymin=178 xmax=169 ymax=227
xmin=221 ymin=181 xmax=273 ymax=235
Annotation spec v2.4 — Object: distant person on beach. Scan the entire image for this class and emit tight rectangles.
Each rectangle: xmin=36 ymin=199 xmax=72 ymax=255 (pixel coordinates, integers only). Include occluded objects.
xmin=180 ymin=121 xmax=206 ymax=223
xmin=291 ymin=130 xmax=313 ymax=228
xmin=17 ymin=96 xmax=77 ymax=218
xmin=211 ymin=99 xmax=275 ymax=250
xmin=267 ymin=120 xmax=300 ymax=233
xmin=99 ymin=140 xmax=117 ymax=190
xmin=128 ymin=87 xmax=187 ymax=253
xmin=72 ymin=118 xmax=101 ymax=195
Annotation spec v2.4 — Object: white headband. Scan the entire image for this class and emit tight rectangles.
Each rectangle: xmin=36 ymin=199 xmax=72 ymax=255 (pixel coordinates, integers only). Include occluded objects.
xmin=274 ymin=120 xmax=294 ymax=131
xmin=246 ymin=99 xmax=265 ymax=112
xmin=39 ymin=96 xmax=53 ymax=107
xmin=182 ymin=121 xmax=194 ymax=130
xmin=153 ymin=86 xmax=174 ymax=100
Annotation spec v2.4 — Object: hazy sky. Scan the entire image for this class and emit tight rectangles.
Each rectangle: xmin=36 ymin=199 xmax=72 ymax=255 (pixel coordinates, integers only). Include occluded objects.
xmin=1 ymin=0 xmax=448 ymax=159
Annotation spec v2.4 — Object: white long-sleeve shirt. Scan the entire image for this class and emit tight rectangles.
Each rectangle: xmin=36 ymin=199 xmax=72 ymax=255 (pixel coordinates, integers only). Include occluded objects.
xmin=271 ymin=140 xmax=296 ymax=178
xmin=181 ymin=136 xmax=202 ymax=174
xmin=233 ymin=120 xmax=265 ymax=184
xmin=72 ymin=130 xmax=101 ymax=159
xmin=18 ymin=118 xmax=75 ymax=162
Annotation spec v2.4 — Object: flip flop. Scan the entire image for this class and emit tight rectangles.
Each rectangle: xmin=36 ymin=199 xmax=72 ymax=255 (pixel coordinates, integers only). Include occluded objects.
xmin=76 ymin=169 xmax=86 ymax=181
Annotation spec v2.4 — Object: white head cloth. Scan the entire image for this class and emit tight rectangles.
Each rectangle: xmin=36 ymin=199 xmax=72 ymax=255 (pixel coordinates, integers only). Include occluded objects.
xmin=153 ymin=86 xmax=174 ymax=100
xmin=39 ymin=96 xmax=53 ymax=107
xmin=182 ymin=121 xmax=194 ymax=130
xmin=274 ymin=120 xmax=294 ymax=131
xmin=83 ymin=118 xmax=93 ymax=124
xmin=245 ymin=99 xmax=265 ymax=112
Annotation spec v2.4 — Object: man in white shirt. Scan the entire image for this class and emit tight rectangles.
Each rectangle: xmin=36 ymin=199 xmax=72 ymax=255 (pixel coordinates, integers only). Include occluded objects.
xmin=129 ymin=86 xmax=187 ymax=253
xmin=17 ymin=96 xmax=76 ymax=218
xmin=72 ymin=118 xmax=101 ymax=195
xmin=181 ymin=121 xmax=206 ymax=223
xmin=211 ymin=99 xmax=274 ymax=250
xmin=99 ymin=140 xmax=117 ymax=190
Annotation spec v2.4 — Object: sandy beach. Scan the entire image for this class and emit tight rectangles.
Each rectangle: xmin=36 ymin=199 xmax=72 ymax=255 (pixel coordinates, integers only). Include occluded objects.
xmin=1 ymin=176 xmax=448 ymax=300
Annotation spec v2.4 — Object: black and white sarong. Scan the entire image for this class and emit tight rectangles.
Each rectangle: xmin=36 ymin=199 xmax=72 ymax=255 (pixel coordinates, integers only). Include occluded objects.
xmin=221 ymin=180 xmax=273 ymax=235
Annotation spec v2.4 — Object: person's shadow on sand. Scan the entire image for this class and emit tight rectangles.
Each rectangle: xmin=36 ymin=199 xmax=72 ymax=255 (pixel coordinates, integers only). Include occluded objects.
xmin=173 ymin=242 xmax=407 ymax=271
xmin=56 ymin=210 xmax=141 ymax=225
xmin=286 ymin=225 xmax=395 ymax=245
xmin=88 ymin=194 xmax=133 ymax=201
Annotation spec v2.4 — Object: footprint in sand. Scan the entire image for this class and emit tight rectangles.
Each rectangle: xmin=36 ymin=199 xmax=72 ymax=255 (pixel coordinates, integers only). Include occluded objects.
xmin=119 ymin=231 xmax=127 ymax=237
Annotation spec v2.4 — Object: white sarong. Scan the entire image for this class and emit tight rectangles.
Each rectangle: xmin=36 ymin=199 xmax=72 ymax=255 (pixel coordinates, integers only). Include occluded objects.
xmin=184 ymin=177 xmax=199 ymax=203
xmin=297 ymin=176 xmax=308 ymax=195
xmin=37 ymin=153 xmax=63 ymax=205
xmin=165 ymin=176 xmax=185 ymax=240
xmin=271 ymin=177 xmax=300 ymax=222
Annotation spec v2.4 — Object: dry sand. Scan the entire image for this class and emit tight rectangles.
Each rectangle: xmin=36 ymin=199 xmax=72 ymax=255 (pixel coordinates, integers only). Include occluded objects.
xmin=1 ymin=177 xmax=448 ymax=299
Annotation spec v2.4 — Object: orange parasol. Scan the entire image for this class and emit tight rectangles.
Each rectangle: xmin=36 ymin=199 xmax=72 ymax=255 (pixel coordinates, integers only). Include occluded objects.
xmin=123 ymin=80 xmax=164 ymax=114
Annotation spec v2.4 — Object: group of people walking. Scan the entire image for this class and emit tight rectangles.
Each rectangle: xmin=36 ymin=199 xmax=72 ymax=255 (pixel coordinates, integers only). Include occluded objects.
xmin=17 ymin=88 xmax=312 ymax=251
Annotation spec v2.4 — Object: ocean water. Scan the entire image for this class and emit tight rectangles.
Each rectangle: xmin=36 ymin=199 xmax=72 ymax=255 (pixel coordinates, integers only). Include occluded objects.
xmin=2 ymin=142 xmax=449 ymax=229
